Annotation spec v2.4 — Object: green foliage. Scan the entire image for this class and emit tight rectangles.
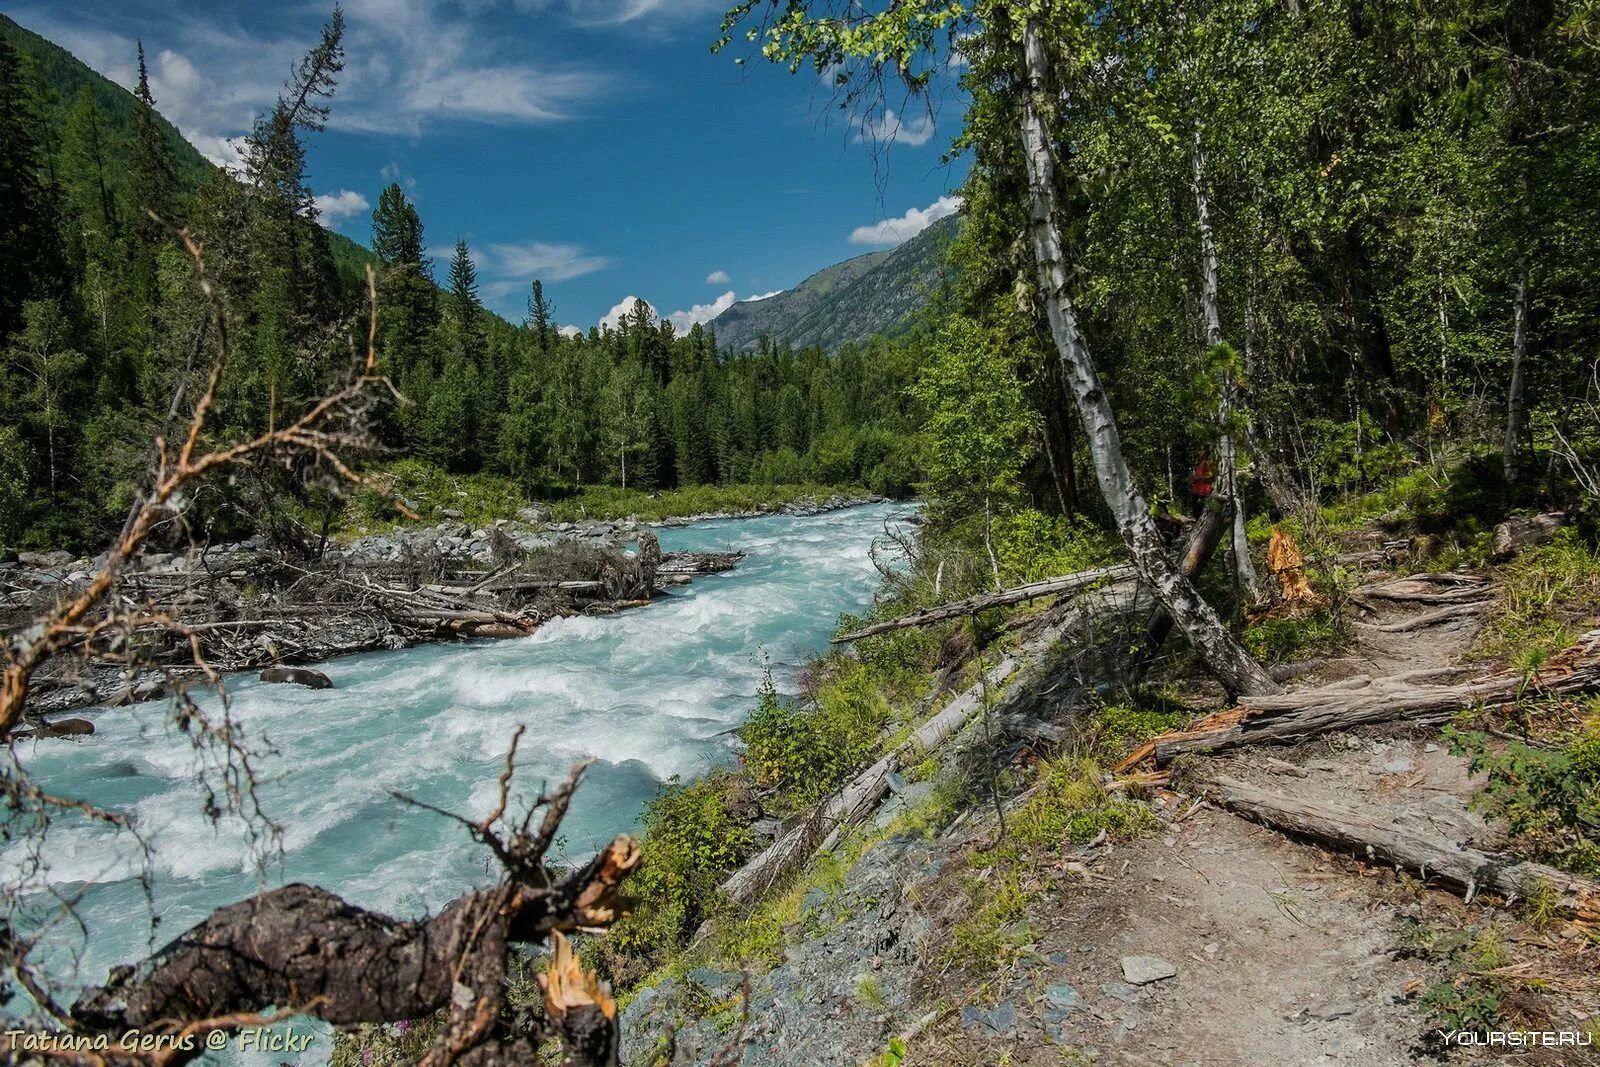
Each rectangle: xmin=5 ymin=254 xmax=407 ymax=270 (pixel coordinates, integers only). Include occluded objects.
xmin=1472 ymin=529 xmax=1600 ymax=671
xmin=1243 ymin=610 xmax=1343 ymax=666
xmin=547 ymin=483 xmax=861 ymax=524
xmin=1402 ymin=920 xmax=1513 ymax=1034
xmin=1446 ymin=714 xmax=1600 ymax=876
xmin=910 ymin=315 xmax=1035 ymax=570
xmin=1088 ymin=700 xmax=1192 ymax=752
xmin=739 ymin=663 xmax=890 ymax=810
xmin=347 ymin=460 xmax=525 ymax=532
xmin=1006 ymin=757 xmax=1157 ymax=852
xmin=942 ymin=754 xmax=1155 ymax=973
xmin=602 ymin=771 xmax=755 ymax=984
xmin=993 ymin=508 xmax=1119 ymax=585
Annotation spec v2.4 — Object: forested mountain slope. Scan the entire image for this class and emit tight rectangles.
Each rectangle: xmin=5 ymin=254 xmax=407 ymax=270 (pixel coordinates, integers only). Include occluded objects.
xmin=711 ymin=213 xmax=958 ymax=352
xmin=0 ymin=13 xmax=377 ymax=286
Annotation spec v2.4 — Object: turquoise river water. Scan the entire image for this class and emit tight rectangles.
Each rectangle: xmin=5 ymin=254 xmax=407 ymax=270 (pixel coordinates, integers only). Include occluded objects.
xmin=8 ymin=502 xmax=914 ymax=1059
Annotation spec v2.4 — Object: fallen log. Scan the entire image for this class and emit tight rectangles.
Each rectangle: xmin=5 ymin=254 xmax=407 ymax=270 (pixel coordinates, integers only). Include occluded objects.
xmin=1200 ymin=773 xmax=1600 ymax=924
xmin=832 ymin=565 xmax=1136 ymax=644
xmin=1352 ymin=574 xmax=1492 ymax=606
xmin=1148 ymin=630 xmax=1600 ymax=765
xmin=1370 ymin=600 xmax=1488 ymax=633
xmin=720 ymin=652 xmax=1025 ymax=906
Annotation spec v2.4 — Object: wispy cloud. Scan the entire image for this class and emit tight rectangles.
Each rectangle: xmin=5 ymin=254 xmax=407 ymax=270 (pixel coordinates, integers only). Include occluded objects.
xmin=485 ymin=241 xmax=612 ymax=282
xmin=854 ymin=108 xmax=936 ymax=148
xmin=430 ymin=239 xmax=612 ymax=313
xmin=705 ymin=269 xmax=731 ymax=285
xmin=9 ymin=0 xmax=617 ymax=170
xmin=742 ymin=290 xmax=783 ymax=303
xmin=849 ymin=194 xmax=963 ymax=247
xmin=314 ymin=189 xmax=372 ymax=222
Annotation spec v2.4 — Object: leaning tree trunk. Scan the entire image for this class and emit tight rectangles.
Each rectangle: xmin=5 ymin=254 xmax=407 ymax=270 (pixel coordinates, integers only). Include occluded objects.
xmin=1503 ymin=260 xmax=1530 ymax=484
xmin=1191 ymin=126 xmax=1262 ymax=604
xmin=1019 ymin=21 xmax=1278 ymax=697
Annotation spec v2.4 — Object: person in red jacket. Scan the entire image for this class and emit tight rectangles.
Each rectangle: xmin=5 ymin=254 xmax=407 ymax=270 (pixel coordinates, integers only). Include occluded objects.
xmin=1191 ymin=449 xmax=1216 ymax=510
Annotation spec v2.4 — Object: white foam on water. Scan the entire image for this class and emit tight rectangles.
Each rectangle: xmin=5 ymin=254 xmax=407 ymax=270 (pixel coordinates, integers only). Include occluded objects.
xmin=7 ymin=502 xmax=916 ymax=1051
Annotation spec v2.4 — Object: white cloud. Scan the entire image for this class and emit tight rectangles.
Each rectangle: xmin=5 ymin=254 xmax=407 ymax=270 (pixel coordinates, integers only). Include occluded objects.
xmin=854 ymin=108 xmax=936 ymax=147
xmin=600 ymin=296 xmax=655 ymax=331
xmin=485 ymin=241 xmax=611 ymax=282
xmin=8 ymin=1 xmax=616 ymax=169
xmin=743 ymin=290 xmax=783 ymax=303
xmin=849 ymin=194 xmax=964 ymax=247
xmin=705 ymin=269 xmax=731 ymax=285
xmin=558 ymin=324 xmax=583 ymax=338
xmin=313 ymin=189 xmax=372 ymax=222
xmin=664 ymin=291 xmax=736 ymax=334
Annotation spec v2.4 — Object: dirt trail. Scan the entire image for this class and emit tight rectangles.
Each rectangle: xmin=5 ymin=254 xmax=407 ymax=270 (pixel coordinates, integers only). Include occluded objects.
xmin=915 ymin=575 xmax=1598 ymax=1066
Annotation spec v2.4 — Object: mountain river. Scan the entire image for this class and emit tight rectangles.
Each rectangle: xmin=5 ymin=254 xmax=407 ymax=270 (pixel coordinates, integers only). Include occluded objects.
xmin=8 ymin=501 xmax=916 ymax=1059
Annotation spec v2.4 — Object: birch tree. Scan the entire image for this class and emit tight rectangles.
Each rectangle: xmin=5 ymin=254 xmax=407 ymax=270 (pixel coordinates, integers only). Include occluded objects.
xmin=719 ymin=0 xmax=1279 ymax=695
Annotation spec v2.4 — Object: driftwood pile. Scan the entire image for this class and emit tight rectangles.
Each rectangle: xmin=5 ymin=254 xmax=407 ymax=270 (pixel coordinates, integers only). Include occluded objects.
xmin=5 ymin=528 xmax=741 ymax=714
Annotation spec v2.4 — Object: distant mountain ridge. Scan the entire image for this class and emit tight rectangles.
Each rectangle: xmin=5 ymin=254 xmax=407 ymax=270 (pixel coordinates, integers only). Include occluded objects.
xmin=711 ymin=213 xmax=959 ymax=352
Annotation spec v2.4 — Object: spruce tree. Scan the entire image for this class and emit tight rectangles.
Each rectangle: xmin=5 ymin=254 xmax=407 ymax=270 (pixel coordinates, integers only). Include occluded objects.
xmin=448 ymin=238 xmax=485 ymax=366
xmin=527 ymin=279 xmax=554 ymax=353
xmin=0 ymin=34 xmax=57 ymax=337
xmin=127 ymin=41 xmax=178 ymax=243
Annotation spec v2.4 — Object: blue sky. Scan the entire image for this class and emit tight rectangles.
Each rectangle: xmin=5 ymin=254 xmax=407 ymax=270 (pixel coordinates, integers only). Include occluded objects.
xmin=7 ymin=0 xmax=971 ymax=330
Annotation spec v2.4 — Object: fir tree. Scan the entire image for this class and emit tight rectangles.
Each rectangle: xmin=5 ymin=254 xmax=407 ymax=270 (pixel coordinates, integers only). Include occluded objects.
xmin=527 ymin=279 xmax=554 ymax=353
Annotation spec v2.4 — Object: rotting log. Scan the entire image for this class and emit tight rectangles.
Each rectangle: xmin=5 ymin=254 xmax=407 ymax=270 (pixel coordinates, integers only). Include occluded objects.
xmin=70 ymin=835 xmax=641 ymax=1061
xmin=719 ymin=653 xmax=1025 ymax=906
xmin=1351 ymin=573 xmax=1492 ymax=606
xmin=831 ymin=565 xmax=1137 ymax=644
xmin=1200 ymin=774 xmax=1600 ymax=924
xmin=1370 ymin=601 xmax=1489 ymax=633
xmin=1142 ymin=630 xmax=1600 ymax=766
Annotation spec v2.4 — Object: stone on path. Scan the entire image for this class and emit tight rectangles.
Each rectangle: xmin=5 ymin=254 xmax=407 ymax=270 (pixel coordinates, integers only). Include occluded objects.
xmin=1120 ymin=955 xmax=1178 ymax=985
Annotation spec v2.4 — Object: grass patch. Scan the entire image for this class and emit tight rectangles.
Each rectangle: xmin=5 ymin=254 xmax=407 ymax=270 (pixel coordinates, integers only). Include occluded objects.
xmin=1243 ymin=608 xmax=1344 ymax=665
xmin=1402 ymin=919 xmax=1514 ymax=1034
xmin=335 ymin=460 xmax=882 ymax=535
xmin=940 ymin=754 xmax=1156 ymax=975
xmin=1471 ymin=529 xmax=1600 ymax=673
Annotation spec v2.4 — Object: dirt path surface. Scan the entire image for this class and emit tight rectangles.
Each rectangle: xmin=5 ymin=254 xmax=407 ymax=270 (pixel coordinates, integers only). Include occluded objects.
xmin=920 ymin=793 xmax=1433 ymax=1065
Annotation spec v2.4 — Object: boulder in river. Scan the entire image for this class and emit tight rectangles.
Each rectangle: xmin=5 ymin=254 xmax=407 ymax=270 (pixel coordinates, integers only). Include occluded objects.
xmin=260 ymin=667 xmax=334 ymax=689
xmin=15 ymin=717 xmax=96 ymax=739
xmin=38 ymin=717 xmax=95 ymax=738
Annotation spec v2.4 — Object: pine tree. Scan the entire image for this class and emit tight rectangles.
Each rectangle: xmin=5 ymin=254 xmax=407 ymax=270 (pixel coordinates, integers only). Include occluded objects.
xmin=448 ymin=238 xmax=485 ymax=368
xmin=0 ymin=34 xmax=59 ymax=337
xmin=58 ymin=86 xmax=117 ymax=265
xmin=127 ymin=40 xmax=178 ymax=244
xmin=527 ymin=279 xmax=554 ymax=353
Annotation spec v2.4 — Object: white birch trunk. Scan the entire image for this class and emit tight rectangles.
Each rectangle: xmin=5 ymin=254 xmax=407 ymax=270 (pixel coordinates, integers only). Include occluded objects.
xmin=1191 ymin=127 xmax=1262 ymax=604
xmin=1503 ymin=261 xmax=1530 ymax=484
xmin=1020 ymin=21 xmax=1277 ymax=696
